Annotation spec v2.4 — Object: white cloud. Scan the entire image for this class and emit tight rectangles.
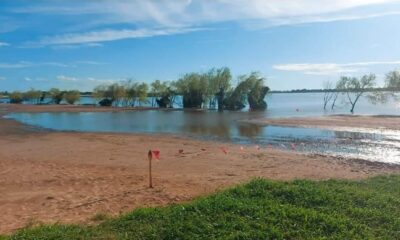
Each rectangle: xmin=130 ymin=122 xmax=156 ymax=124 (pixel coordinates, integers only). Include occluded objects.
xmin=50 ymin=42 xmax=103 ymax=50
xmin=0 ymin=76 xmax=6 ymax=80
xmin=14 ymin=0 xmax=400 ymax=46
xmin=273 ymin=61 xmax=400 ymax=75
xmin=0 ymin=61 xmax=103 ymax=69
xmin=0 ymin=42 xmax=9 ymax=47
xmin=57 ymin=75 xmax=78 ymax=82
xmin=0 ymin=61 xmax=69 ymax=68
xmin=57 ymin=75 xmax=119 ymax=84
xmin=28 ymin=27 xmax=203 ymax=47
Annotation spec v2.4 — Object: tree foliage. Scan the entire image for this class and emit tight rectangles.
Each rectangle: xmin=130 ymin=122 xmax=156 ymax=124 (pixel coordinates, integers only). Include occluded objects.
xmin=24 ymin=88 xmax=42 ymax=104
xmin=49 ymin=88 xmax=64 ymax=104
xmin=64 ymin=90 xmax=81 ymax=104
xmin=385 ymin=70 xmax=400 ymax=89
xmin=9 ymin=91 xmax=24 ymax=104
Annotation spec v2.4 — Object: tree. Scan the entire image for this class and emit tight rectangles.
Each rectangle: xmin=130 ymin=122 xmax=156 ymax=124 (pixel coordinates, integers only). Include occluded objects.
xmin=136 ymin=82 xmax=149 ymax=106
xmin=223 ymin=72 xmax=269 ymax=110
xmin=176 ymin=73 xmax=208 ymax=108
xmin=93 ymin=84 xmax=125 ymax=106
xmin=246 ymin=73 xmax=269 ymax=110
xmin=205 ymin=67 xmax=232 ymax=110
xmin=49 ymin=88 xmax=64 ymax=104
xmin=385 ymin=70 xmax=400 ymax=89
xmin=64 ymin=90 xmax=81 ymax=104
xmin=24 ymin=88 xmax=42 ymax=104
xmin=340 ymin=74 xmax=377 ymax=113
xmin=150 ymin=80 xmax=168 ymax=107
xmin=322 ymin=81 xmax=334 ymax=110
xmin=9 ymin=91 xmax=23 ymax=104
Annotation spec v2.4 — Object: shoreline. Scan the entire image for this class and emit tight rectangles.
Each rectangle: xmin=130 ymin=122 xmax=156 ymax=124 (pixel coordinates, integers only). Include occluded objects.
xmin=1 ymin=104 xmax=399 ymax=233
xmin=246 ymin=114 xmax=400 ymax=131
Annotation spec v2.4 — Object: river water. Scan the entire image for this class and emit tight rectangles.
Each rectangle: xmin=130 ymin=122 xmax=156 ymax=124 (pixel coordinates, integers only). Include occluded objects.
xmin=6 ymin=110 xmax=400 ymax=164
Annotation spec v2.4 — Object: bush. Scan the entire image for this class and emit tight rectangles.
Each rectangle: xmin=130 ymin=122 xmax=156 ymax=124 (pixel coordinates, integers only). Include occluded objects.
xmin=49 ymin=88 xmax=64 ymax=104
xmin=9 ymin=91 xmax=24 ymax=104
xmin=64 ymin=90 xmax=80 ymax=105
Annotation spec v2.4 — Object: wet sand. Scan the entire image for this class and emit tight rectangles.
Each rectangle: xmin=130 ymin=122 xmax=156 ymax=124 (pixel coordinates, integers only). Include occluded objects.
xmin=247 ymin=115 xmax=400 ymax=131
xmin=1 ymin=104 xmax=399 ymax=233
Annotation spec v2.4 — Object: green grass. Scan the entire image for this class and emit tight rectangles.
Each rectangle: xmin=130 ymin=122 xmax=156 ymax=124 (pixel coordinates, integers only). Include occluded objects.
xmin=5 ymin=175 xmax=400 ymax=240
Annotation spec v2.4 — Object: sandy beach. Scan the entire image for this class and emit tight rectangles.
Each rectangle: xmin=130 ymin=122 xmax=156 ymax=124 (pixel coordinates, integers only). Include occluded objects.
xmin=1 ymin=104 xmax=399 ymax=233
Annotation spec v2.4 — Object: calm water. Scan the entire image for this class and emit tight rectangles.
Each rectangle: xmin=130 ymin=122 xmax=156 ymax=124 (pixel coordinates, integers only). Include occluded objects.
xmin=7 ymin=111 xmax=400 ymax=164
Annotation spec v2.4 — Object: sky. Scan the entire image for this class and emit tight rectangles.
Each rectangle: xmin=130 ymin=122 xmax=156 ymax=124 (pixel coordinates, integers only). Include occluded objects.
xmin=1 ymin=0 xmax=400 ymax=91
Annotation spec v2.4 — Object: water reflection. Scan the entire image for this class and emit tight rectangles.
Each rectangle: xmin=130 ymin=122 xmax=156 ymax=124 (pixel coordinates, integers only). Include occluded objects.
xmin=6 ymin=110 xmax=400 ymax=164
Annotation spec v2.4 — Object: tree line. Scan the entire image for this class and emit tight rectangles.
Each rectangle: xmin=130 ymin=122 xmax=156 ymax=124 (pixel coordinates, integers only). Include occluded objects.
xmin=8 ymin=88 xmax=81 ymax=105
xmin=322 ymin=70 xmax=400 ymax=113
xmin=92 ymin=67 xmax=270 ymax=111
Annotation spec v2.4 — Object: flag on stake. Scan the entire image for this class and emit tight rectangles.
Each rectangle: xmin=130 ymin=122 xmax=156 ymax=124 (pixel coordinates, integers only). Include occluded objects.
xmin=220 ymin=146 xmax=228 ymax=154
xmin=151 ymin=150 xmax=160 ymax=160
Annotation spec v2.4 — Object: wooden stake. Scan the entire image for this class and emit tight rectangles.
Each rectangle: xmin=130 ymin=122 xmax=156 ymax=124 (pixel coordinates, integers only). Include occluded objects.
xmin=148 ymin=150 xmax=153 ymax=188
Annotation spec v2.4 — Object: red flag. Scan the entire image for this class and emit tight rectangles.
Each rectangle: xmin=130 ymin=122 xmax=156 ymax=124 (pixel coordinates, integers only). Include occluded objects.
xmin=220 ymin=147 xmax=228 ymax=154
xmin=151 ymin=150 xmax=160 ymax=160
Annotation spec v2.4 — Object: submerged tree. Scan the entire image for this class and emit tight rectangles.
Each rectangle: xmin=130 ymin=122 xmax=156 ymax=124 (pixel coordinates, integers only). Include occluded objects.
xmin=24 ymin=88 xmax=42 ymax=104
xmin=205 ymin=67 xmax=232 ymax=111
xmin=49 ymin=88 xmax=64 ymax=104
xmin=224 ymin=72 xmax=269 ymax=110
xmin=340 ymin=74 xmax=377 ymax=113
xmin=247 ymin=73 xmax=269 ymax=110
xmin=64 ymin=90 xmax=81 ymax=104
xmin=385 ymin=70 xmax=400 ymax=89
xmin=175 ymin=73 xmax=208 ymax=108
xmin=322 ymin=81 xmax=334 ymax=110
xmin=9 ymin=91 xmax=24 ymax=104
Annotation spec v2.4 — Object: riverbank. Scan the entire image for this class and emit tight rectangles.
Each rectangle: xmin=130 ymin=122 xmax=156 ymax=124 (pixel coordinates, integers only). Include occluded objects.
xmin=1 ymin=104 xmax=399 ymax=233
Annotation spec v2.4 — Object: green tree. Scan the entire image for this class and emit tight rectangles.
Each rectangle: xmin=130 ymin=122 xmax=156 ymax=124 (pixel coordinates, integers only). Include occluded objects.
xmin=49 ymin=88 xmax=64 ymax=104
xmin=340 ymin=74 xmax=377 ymax=113
xmin=385 ymin=70 xmax=400 ymax=89
xmin=206 ymin=67 xmax=232 ymax=110
xmin=136 ymin=82 xmax=149 ymax=106
xmin=176 ymin=73 xmax=208 ymax=108
xmin=223 ymin=72 xmax=269 ymax=110
xmin=24 ymin=88 xmax=42 ymax=104
xmin=9 ymin=91 xmax=24 ymax=104
xmin=64 ymin=90 xmax=81 ymax=104
xmin=150 ymin=80 xmax=168 ymax=107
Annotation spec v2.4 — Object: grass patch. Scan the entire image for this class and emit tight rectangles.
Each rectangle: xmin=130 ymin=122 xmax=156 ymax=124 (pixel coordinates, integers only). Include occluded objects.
xmin=7 ymin=175 xmax=400 ymax=239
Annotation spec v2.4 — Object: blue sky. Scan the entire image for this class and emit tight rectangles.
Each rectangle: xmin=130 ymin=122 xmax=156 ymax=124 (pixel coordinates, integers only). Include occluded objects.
xmin=1 ymin=0 xmax=400 ymax=91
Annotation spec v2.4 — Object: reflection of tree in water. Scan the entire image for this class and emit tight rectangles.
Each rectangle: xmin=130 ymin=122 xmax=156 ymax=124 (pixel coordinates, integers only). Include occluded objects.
xmin=181 ymin=124 xmax=231 ymax=138
xmin=237 ymin=123 xmax=263 ymax=138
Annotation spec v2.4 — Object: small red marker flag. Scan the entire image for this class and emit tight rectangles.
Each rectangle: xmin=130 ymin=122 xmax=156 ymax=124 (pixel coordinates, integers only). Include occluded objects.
xmin=151 ymin=150 xmax=160 ymax=160
xmin=220 ymin=147 xmax=228 ymax=154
